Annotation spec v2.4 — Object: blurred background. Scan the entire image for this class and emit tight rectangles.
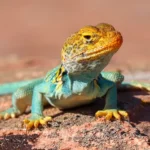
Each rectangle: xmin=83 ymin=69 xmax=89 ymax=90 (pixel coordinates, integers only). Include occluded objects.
xmin=0 ymin=0 xmax=150 ymax=71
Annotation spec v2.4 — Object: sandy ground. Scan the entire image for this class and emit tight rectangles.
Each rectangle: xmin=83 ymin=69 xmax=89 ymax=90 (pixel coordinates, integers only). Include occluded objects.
xmin=0 ymin=0 xmax=150 ymax=149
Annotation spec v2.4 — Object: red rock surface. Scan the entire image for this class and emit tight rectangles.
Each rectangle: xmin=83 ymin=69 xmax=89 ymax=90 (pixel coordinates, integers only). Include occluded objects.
xmin=0 ymin=59 xmax=150 ymax=150
xmin=0 ymin=1 xmax=150 ymax=149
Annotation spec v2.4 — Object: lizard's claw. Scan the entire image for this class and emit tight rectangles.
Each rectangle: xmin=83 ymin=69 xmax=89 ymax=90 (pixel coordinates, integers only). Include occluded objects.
xmin=23 ymin=115 xmax=52 ymax=130
xmin=95 ymin=109 xmax=128 ymax=120
xmin=0 ymin=108 xmax=20 ymax=120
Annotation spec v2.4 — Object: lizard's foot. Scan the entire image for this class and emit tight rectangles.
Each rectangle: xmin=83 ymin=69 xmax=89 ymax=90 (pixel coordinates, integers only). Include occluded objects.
xmin=95 ymin=109 xmax=128 ymax=120
xmin=0 ymin=107 xmax=21 ymax=120
xmin=23 ymin=113 xmax=52 ymax=130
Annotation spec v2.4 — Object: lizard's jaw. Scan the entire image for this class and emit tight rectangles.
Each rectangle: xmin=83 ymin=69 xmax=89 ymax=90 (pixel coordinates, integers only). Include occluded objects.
xmin=62 ymin=53 xmax=113 ymax=74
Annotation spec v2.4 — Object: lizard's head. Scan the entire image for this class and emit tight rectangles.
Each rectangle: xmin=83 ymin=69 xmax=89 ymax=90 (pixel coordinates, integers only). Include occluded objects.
xmin=61 ymin=23 xmax=123 ymax=74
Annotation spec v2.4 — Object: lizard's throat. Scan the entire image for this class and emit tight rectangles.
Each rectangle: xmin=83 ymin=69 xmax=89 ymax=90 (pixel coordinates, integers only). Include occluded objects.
xmin=62 ymin=52 xmax=114 ymax=74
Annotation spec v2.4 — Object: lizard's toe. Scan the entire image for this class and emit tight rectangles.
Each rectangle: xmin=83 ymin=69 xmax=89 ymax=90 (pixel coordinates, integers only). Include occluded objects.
xmin=0 ymin=108 xmax=20 ymax=120
xmin=95 ymin=109 xmax=128 ymax=120
xmin=118 ymin=110 xmax=128 ymax=118
xmin=23 ymin=116 xmax=52 ymax=130
xmin=11 ymin=113 xmax=16 ymax=118
xmin=113 ymin=111 xmax=121 ymax=119
xmin=4 ymin=113 xmax=11 ymax=120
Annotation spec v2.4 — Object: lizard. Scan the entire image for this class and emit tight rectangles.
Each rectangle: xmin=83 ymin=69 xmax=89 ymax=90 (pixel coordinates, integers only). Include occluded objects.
xmin=0 ymin=23 xmax=150 ymax=130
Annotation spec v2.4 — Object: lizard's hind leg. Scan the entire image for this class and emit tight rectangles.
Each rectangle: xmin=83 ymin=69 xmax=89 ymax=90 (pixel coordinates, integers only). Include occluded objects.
xmin=101 ymin=71 xmax=124 ymax=84
xmin=101 ymin=71 xmax=150 ymax=92
xmin=0 ymin=83 xmax=36 ymax=120
xmin=101 ymin=71 xmax=150 ymax=91
xmin=118 ymin=81 xmax=150 ymax=92
xmin=118 ymin=81 xmax=150 ymax=104
xmin=101 ymin=71 xmax=150 ymax=103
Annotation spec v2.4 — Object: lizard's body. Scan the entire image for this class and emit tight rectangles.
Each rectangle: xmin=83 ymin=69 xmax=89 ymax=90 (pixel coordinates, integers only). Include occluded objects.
xmin=0 ymin=23 xmax=150 ymax=130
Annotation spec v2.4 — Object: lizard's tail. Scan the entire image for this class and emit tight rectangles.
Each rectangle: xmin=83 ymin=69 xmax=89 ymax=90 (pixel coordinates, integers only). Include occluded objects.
xmin=0 ymin=78 xmax=43 ymax=95
xmin=118 ymin=81 xmax=150 ymax=92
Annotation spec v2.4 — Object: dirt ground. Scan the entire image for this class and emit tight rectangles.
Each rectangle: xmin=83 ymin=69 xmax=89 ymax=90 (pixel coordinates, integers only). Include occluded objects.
xmin=0 ymin=1 xmax=150 ymax=150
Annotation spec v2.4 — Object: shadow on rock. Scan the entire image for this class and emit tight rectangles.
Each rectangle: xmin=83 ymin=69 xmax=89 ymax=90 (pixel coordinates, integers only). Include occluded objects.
xmin=46 ymin=90 xmax=150 ymax=129
xmin=0 ymin=134 xmax=39 ymax=150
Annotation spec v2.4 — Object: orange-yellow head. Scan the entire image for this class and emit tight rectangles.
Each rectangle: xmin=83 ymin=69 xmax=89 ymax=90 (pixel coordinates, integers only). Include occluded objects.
xmin=61 ymin=23 xmax=123 ymax=74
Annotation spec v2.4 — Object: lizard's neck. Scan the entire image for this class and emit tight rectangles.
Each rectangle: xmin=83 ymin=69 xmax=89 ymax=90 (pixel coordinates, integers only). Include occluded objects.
xmin=68 ymin=70 xmax=99 ymax=83
xmin=66 ymin=71 xmax=99 ymax=94
xmin=56 ymin=66 xmax=99 ymax=94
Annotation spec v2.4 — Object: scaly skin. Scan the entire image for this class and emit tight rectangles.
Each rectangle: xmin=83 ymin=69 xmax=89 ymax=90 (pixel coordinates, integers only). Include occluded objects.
xmin=0 ymin=23 xmax=150 ymax=130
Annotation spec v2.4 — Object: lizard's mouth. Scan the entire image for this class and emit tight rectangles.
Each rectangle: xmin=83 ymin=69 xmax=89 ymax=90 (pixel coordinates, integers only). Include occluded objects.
xmin=78 ymin=39 xmax=122 ymax=62
xmin=70 ymin=31 xmax=123 ymax=63
xmin=77 ymin=46 xmax=120 ymax=62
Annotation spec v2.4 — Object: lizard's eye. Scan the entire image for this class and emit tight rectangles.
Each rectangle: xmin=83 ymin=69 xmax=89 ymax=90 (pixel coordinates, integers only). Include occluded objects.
xmin=83 ymin=35 xmax=91 ymax=40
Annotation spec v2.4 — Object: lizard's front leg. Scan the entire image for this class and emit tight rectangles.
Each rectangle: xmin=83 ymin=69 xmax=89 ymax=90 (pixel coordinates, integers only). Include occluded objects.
xmin=23 ymin=83 xmax=51 ymax=130
xmin=95 ymin=77 xmax=128 ymax=120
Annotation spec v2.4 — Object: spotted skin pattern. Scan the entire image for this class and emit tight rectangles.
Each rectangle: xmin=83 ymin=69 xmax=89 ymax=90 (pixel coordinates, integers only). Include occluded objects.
xmin=0 ymin=23 xmax=150 ymax=130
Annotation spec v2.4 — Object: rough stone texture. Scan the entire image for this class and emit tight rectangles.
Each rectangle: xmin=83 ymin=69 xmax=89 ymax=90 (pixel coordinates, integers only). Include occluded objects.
xmin=0 ymin=59 xmax=150 ymax=150
xmin=0 ymin=1 xmax=150 ymax=149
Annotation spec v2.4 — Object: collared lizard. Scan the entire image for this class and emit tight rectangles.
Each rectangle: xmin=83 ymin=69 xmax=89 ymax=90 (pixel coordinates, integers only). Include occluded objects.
xmin=0 ymin=23 xmax=150 ymax=130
